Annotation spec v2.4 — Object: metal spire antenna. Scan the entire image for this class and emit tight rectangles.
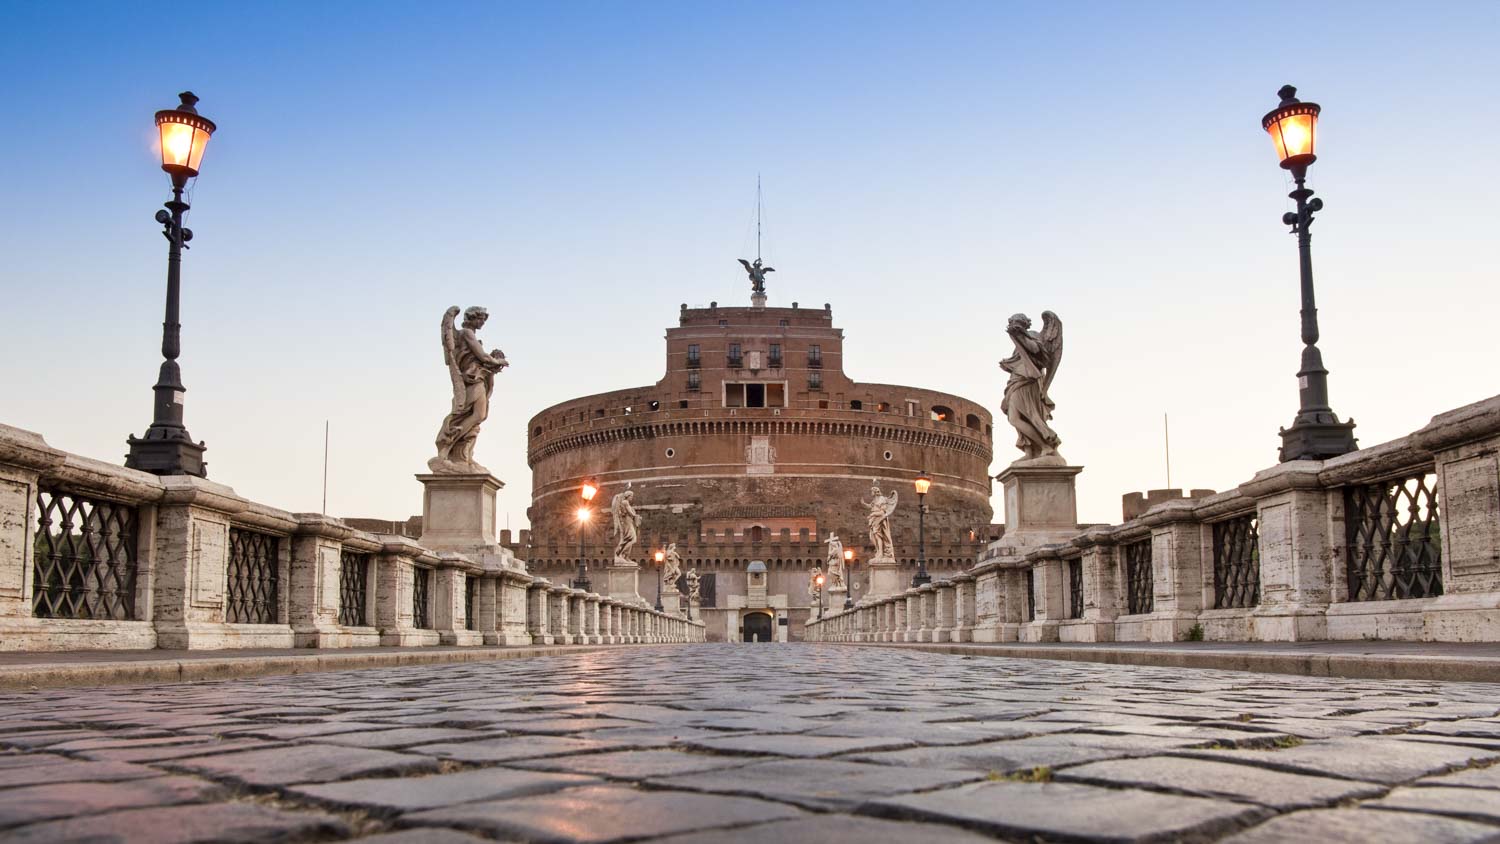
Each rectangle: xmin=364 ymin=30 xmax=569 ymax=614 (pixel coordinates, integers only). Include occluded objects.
xmin=738 ymin=175 xmax=773 ymax=307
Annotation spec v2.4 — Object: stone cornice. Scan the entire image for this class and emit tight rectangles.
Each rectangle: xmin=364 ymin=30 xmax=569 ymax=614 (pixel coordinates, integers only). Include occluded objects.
xmin=1412 ymin=394 xmax=1500 ymax=454
xmin=292 ymin=513 xmax=354 ymax=541
xmin=1237 ymin=461 xmax=1325 ymax=499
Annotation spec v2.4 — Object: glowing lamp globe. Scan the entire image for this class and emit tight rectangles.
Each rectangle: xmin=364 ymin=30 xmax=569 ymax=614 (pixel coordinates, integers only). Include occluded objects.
xmin=156 ymin=92 xmax=215 ymax=181
xmin=580 ymin=481 xmax=599 ymax=502
xmin=844 ymin=548 xmax=854 ymax=562
xmin=914 ymin=470 xmax=933 ymax=496
xmin=654 ymin=550 xmax=665 ymax=564
xmin=576 ymin=507 xmax=590 ymax=522
xmin=1262 ymin=85 xmax=1319 ymax=170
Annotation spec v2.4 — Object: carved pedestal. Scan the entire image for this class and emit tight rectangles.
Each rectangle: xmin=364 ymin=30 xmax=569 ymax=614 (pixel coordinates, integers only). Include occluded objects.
xmin=660 ymin=592 xmax=682 ymax=617
xmin=606 ymin=561 xmax=646 ymax=606
xmin=865 ymin=557 xmax=904 ymax=601
xmin=416 ymin=472 xmax=503 ymax=555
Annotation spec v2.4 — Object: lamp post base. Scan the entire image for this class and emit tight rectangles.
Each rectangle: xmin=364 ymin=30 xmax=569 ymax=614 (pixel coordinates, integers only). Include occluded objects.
xmin=125 ymin=430 xmax=206 ymax=477
xmin=1279 ymin=414 xmax=1357 ymax=462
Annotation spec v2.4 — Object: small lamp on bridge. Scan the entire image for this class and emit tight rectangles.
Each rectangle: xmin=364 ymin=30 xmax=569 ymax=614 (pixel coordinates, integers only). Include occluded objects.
xmin=573 ymin=480 xmax=598 ymax=592
xmin=912 ymin=469 xmax=933 ymax=587
xmin=843 ymin=547 xmax=856 ymax=610
xmin=156 ymin=92 xmax=215 ymax=186
xmin=653 ymin=549 xmax=666 ymax=611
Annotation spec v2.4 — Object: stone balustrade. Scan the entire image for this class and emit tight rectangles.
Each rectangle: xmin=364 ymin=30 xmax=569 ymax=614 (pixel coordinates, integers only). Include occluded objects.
xmin=0 ymin=424 xmax=704 ymax=651
xmin=809 ymin=394 xmax=1500 ymax=645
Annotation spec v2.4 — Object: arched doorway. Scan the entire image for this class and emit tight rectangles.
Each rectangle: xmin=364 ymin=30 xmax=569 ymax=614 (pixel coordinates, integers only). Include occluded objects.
xmin=742 ymin=611 xmax=774 ymax=643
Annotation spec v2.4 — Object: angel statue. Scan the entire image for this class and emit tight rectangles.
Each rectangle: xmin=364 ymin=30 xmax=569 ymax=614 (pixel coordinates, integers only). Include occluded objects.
xmin=999 ymin=311 xmax=1064 ymax=463
xmin=662 ymin=542 xmax=683 ymax=590
xmin=824 ymin=533 xmax=847 ymax=590
xmin=684 ymin=568 xmax=702 ymax=603
xmin=807 ymin=564 xmax=825 ymax=599
xmin=737 ymin=257 xmax=774 ymax=295
xmin=610 ymin=488 xmax=642 ymax=564
xmin=430 ymin=306 xmax=509 ymax=474
xmin=861 ymin=482 xmax=898 ymax=562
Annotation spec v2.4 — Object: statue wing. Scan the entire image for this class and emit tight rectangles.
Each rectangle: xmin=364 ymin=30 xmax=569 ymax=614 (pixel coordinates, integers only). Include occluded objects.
xmin=440 ymin=307 xmax=464 ymax=413
xmin=1040 ymin=310 xmax=1063 ymax=395
xmin=737 ymin=258 xmax=753 ymax=273
xmin=763 ymin=266 xmax=775 ymax=273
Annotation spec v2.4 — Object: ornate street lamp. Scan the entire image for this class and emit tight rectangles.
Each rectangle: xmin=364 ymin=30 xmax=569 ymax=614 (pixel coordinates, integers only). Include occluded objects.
xmin=126 ymin=92 xmax=217 ymax=477
xmin=843 ymin=547 xmax=856 ymax=610
xmin=1262 ymin=85 xmax=1357 ymax=461
xmin=912 ymin=469 xmax=932 ymax=587
xmin=816 ymin=573 xmax=826 ymax=618
xmin=574 ymin=479 xmax=598 ymax=591
xmin=653 ymin=548 xmax=666 ymax=611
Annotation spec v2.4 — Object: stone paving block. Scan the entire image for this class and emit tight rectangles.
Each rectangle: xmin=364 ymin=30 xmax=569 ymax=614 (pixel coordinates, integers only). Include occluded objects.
xmin=494 ymin=716 xmax=646 ymax=734
xmin=0 ymin=774 xmax=220 ymax=829
xmin=683 ymin=733 xmax=917 ymax=758
xmin=80 ymin=737 xmax=282 ymax=763
xmin=587 ymin=725 xmax=753 ymax=746
xmin=648 ymin=814 xmax=999 ymax=843
xmin=0 ymin=800 xmax=348 ymax=843
xmin=868 ymin=779 xmax=1266 ymax=841
xmin=849 ymin=731 xmax=1199 ymax=772
xmin=218 ymin=719 xmax=394 ymax=740
xmin=1414 ymin=720 xmax=1500 ymax=739
xmin=1417 ymin=765 xmax=1500 ymax=790
xmin=403 ymin=784 xmax=804 ymax=842
xmin=1363 ymin=786 xmax=1500 ymax=825
xmin=170 ymin=743 xmax=439 ymax=786
xmin=344 ymin=830 xmax=494 ymax=844
xmin=804 ymin=718 xmax=1083 ymax=745
xmin=412 ymin=734 xmax=633 ymax=763
xmin=649 ymin=758 xmax=985 ymax=810
xmin=291 ymin=767 xmax=597 ymax=813
xmin=0 ymin=757 xmax=162 ymax=788
xmin=1056 ymin=755 xmax=1386 ymax=809
xmin=1181 ymin=736 xmax=1500 ymax=784
xmin=0 ymin=729 xmax=109 ymax=749
xmin=312 ymin=727 xmax=497 ymax=749
xmin=1221 ymin=807 xmax=1500 ymax=843
xmin=512 ymin=749 xmax=766 ymax=779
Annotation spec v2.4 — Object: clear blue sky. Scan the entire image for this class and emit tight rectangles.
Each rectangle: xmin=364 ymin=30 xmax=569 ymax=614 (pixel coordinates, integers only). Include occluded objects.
xmin=2 ymin=1 xmax=1496 ymax=531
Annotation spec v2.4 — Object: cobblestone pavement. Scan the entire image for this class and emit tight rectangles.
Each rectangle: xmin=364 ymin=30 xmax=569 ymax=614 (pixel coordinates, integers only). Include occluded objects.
xmin=3 ymin=644 xmax=1500 ymax=843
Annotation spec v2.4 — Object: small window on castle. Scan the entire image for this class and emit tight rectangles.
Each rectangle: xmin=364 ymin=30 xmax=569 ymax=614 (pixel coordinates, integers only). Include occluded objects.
xmin=850 ymin=400 xmax=863 ymax=410
xmin=686 ymin=344 xmax=700 ymax=367
xmin=533 ymin=426 xmax=542 ymax=437
xmin=809 ymin=371 xmax=822 ymax=390
xmin=966 ymin=413 xmax=981 ymax=430
xmin=624 ymin=406 xmax=633 ymax=416
xmin=719 ymin=319 xmax=728 ymax=327
xmin=877 ymin=401 xmax=890 ymax=412
xmin=818 ymin=400 xmax=829 ymax=409
xmin=779 ymin=319 xmax=789 ymax=328
xmin=687 ymin=372 xmax=701 ymax=391
xmin=679 ymin=399 xmax=689 ymax=409
xmin=728 ymin=343 xmax=742 ymax=366
xmin=930 ymin=405 xmax=954 ymax=422
xmin=595 ymin=409 xmax=605 ymax=418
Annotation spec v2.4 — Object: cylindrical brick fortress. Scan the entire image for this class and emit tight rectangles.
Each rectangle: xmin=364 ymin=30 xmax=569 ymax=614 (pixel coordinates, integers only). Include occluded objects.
xmin=522 ymin=300 xmax=996 ymax=640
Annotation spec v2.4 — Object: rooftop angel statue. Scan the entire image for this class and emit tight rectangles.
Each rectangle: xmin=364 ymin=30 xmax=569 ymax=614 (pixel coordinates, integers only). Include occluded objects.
xmin=737 ymin=258 xmax=774 ymax=295
xmin=999 ymin=310 xmax=1064 ymax=463
xmin=430 ymin=306 xmax=509 ymax=474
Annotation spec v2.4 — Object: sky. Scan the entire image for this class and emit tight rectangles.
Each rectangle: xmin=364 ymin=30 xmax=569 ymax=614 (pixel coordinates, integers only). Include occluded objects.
xmin=1 ymin=1 xmax=1497 ymax=534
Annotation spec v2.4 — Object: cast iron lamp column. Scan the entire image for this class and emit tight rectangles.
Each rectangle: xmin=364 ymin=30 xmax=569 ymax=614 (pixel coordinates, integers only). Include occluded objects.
xmin=912 ymin=470 xmax=933 ymax=587
xmin=574 ymin=480 xmax=598 ymax=591
xmin=816 ymin=574 xmax=826 ymax=618
xmin=653 ymin=549 xmax=665 ymax=612
xmin=126 ymin=92 xmax=216 ymax=477
xmin=1262 ymin=85 xmax=1357 ymax=462
xmin=843 ymin=548 xmax=856 ymax=610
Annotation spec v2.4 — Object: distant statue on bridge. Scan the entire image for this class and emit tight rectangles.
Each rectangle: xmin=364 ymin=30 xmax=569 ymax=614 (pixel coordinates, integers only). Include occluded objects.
xmin=430 ymin=306 xmax=509 ymax=474
xmin=662 ymin=542 xmax=682 ymax=590
xmin=1000 ymin=310 xmax=1064 ymax=463
xmin=861 ymin=482 xmax=898 ymax=562
xmin=610 ymin=488 xmax=642 ymax=563
xmin=824 ymin=533 xmax=847 ymax=590
xmin=685 ymin=568 xmax=702 ymax=603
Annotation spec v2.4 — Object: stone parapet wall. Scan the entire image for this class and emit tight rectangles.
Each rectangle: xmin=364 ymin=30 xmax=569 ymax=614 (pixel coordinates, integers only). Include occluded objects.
xmin=0 ymin=424 xmax=705 ymax=652
xmin=809 ymin=394 xmax=1500 ymax=645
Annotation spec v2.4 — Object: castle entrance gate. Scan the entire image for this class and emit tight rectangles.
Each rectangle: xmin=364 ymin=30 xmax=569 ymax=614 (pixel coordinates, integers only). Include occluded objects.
xmin=742 ymin=611 xmax=773 ymax=643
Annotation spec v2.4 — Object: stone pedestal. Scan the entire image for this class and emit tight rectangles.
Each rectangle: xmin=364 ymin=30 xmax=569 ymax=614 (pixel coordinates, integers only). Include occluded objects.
xmin=866 ymin=557 xmax=904 ymax=601
xmin=996 ymin=462 xmax=1084 ymax=547
xmin=416 ymin=472 xmax=503 ymax=554
xmin=661 ymin=592 xmax=682 ymax=617
xmin=688 ymin=598 xmax=701 ymax=621
xmin=606 ymin=561 xmax=646 ymax=606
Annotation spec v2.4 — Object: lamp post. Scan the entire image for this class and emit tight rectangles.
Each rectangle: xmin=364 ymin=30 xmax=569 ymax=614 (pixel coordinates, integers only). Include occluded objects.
xmin=912 ymin=469 xmax=932 ymax=587
xmin=574 ymin=480 xmax=598 ymax=591
xmin=843 ymin=548 xmax=856 ymax=610
xmin=816 ymin=574 xmax=826 ymax=618
xmin=125 ymin=92 xmax=216 ymax=477
xmin=1262 ymin=85 xmax=1357 ymax=462
xmin=653 ymin=549 xmax=665 ymax=611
